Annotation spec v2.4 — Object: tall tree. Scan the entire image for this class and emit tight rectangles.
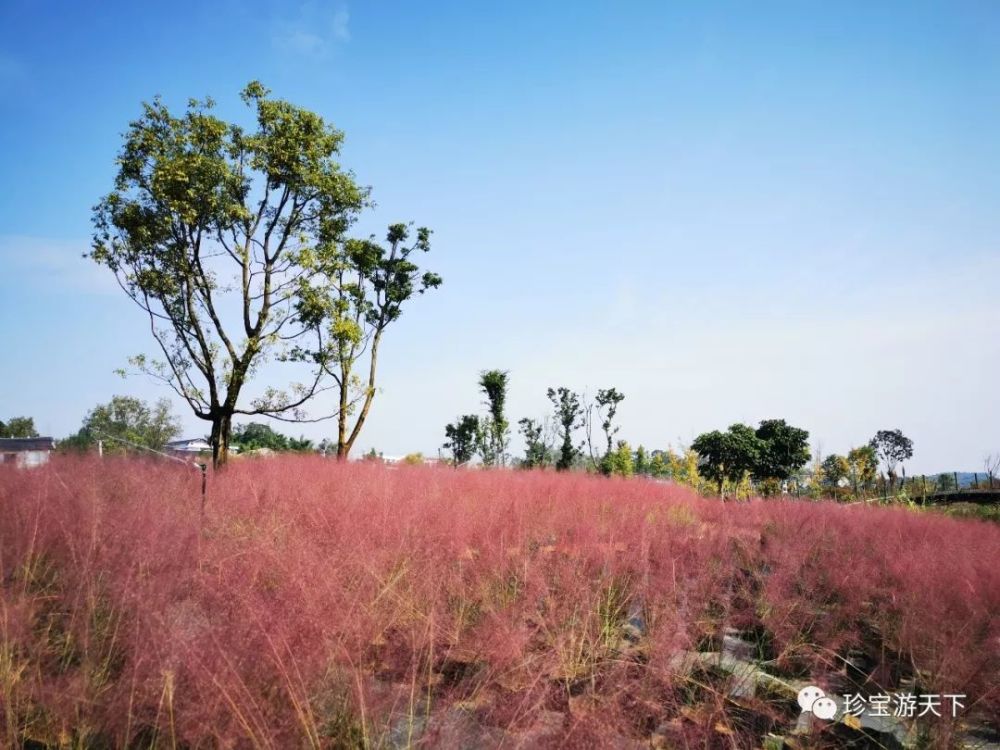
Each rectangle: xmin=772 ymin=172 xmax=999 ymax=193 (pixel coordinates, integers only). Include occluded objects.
xmin=691 ymin=431 xmax=727 ymax=494
xmin=753 ymin=419 xmax=811 ymax=481
xmin=634 ymin=445 xmax=649 ymax=475
xmin=443 ymin=414 xmax=480 ymax=466
xmin=869 ymin=429 xmax=914 ymax=491
xmin=477 ymin=369 xmax=510 ymax=466
xmin=63 ymin=396 xmax=180 ymax=454
xmin=585 ymin=387 xmax=625 ymax=474
xmin=90 ymin=82 xmax=438 ymax=466
xmin=308 ymin=224 xmax=441 ymax=458
xmin=1 ymin=416 xmax=39 ymax=438
xmin=692 ymin=424 xmax=764 ymax=497
xmin=547 ymin=387 xmax=583 ymax=471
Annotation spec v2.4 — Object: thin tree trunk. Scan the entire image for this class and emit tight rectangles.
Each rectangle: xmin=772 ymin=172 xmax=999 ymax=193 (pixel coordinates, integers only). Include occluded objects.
xmin=336 ymin=380 xmax=349 ymax=460
xmin=340 ymin=330 xmax=383 ymax=460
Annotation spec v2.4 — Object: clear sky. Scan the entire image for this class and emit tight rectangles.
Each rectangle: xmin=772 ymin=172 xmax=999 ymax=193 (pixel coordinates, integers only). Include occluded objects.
xmin=1 ymin=1 xmax=998 ymax=473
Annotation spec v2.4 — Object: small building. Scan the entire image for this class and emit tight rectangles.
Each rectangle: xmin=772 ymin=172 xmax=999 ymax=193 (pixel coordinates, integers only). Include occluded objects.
xmin=166 ymin=438 xmax=213 ymax=454
xmin=0 ymin=437 xmax=56 ymax=468
xmin=165 ymin=438 xmax=239 ymax=455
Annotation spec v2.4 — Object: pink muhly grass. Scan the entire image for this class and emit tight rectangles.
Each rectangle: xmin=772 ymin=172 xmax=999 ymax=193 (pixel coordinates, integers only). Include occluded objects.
xmin=0 ymin=455 xmax=997 ymax=747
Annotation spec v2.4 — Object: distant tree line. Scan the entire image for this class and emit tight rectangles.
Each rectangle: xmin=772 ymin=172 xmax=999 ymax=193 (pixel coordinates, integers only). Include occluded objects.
xmin=444 ymin=374 xmax=636 ymax=476
xmin=439 ymin=370 xmax=945 ymax=503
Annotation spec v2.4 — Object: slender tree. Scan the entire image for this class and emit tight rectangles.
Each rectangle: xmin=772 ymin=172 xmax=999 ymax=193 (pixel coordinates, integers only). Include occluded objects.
xmin=634 ymin=445 xmax=649 ymax=475
xmin=308 ymin=223 xmax=442 ymax=458
xmin=585 ymin=387 xmax=625 ymax=474
xmin=518 ymin=417 xmax=553 ymax=469
xmin=547 ymin=387 xmax=584 ymax=471
xmin=477 ymin=369 xmax=510 ymax=466
xmin=443 ymin=414 xmax=481 ymax=466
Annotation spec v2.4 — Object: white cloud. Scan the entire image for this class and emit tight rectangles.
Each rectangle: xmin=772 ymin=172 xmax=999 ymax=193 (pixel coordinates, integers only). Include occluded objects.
xmin=273 ymin=3 xmax=350 ymax=58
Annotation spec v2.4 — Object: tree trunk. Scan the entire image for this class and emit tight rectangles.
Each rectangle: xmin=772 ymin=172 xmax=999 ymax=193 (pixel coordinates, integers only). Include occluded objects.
xmin=210 ymin=412 xmax=232 ymax=469
xmin=339 ymin=330 xmax=383 ymax=461
xmin=336 ymin=379 xmax=349 ymax=460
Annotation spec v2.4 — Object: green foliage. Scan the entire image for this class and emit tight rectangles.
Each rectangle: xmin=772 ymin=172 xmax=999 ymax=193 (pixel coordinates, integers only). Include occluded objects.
xmin=934 ymin=502 xmax=1000 ymax=524
xmin=691 ymin=419 xmax=811 ymax=497
xmin=90 ymin=81 xmax=438 ymax=466
xmin=1 ymin=416 xmax=39 ymax=438
xmin=310 ymin=222 xmax=442 ymax=458
xmin=821 ymin=454 xmax=850 ymax=489
xmin=477 ymin=369 xmax=510 ymax=466
xmin=231 ymin=422 xmax=313 ymax=453
xmin=847 ymin=445 xmax=878 ymax=494
xmin=648 ymin=450 xmax=669 ymax=478
xmin=665 ymin=447 xmax=702 ymax=489
xmin=602 ymin=440 xmax=634 ymax=477
xmin=518 ymin=417 xmax=553 ymax=469
xmin=547 ymin=387 xmax=583 ymax=472
xmin=402 ymin=452 xmax=424 ymax=465
xmin=869 ymin=429 xmax=914 ymax=477
xmin=443 ymin=414 xmax=480 ymax=466
xmin=691 ymin=424 xmax=764 ymax=495
xmin=634 ymin=445 xmax=649 ymax=475
xmin=63 ymin=396 xmax=180 ymax=454
xmin=753 ymin=419 xmax=810 ymax=481
xmin=587 ymin=388 xmax=625 ymax=473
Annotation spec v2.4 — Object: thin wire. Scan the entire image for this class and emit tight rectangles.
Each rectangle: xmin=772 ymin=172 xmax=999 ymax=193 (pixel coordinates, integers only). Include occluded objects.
xmin=91 ymin=430 xmax=209 ymax=514
xmin=91 ymin=430 xmax=204 ymax=470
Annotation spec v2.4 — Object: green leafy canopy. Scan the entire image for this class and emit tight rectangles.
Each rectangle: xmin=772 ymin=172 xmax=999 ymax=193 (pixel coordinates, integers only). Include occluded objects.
xmin=90 ymin=81 xmax=441 ymax=465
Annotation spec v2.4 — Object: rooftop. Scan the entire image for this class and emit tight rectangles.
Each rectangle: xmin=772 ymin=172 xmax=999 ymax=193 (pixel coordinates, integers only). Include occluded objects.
xmin=0 ymin=437 xmax=56 ymax=452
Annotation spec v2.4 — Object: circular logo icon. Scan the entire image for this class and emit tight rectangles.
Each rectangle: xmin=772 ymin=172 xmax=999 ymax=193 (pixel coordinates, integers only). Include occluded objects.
xmin=812 ymin=696 xmax=838 ymax=720
xmin=797 ymin=685 xmax=825 ymax=713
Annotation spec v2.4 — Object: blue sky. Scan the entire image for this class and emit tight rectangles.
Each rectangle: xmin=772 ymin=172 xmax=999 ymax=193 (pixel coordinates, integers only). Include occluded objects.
xmin=1 ymin=1 xmax=998 ymax=472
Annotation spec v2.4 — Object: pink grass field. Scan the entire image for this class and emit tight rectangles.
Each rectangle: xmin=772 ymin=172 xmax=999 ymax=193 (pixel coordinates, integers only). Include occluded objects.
xmin=1 ymin=456 xmax=998 ymax=748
